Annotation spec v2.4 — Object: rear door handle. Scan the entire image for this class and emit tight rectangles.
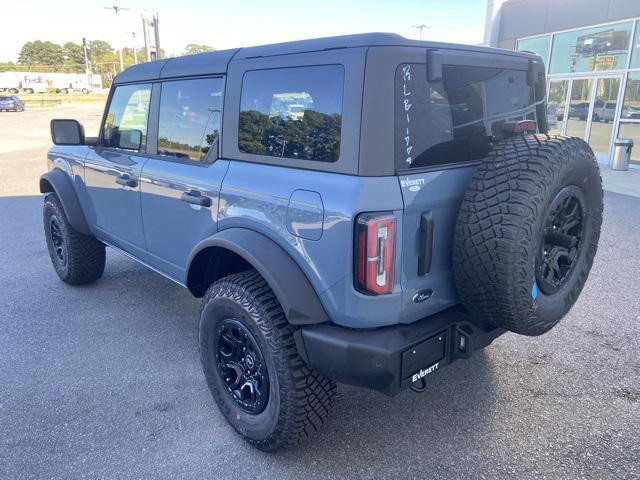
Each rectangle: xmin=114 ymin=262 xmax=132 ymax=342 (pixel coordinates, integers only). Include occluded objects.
xmin=115 ymin=174 xmax=137 ymax=188
xmin=418 ymin=212 xmax=434 ymax=276
xmin=181 ymin=190 xmax=211 ymax=208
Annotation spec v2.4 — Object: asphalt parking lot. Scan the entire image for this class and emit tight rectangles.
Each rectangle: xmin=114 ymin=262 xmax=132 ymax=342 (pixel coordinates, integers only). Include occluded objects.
xmin=1 ymin=106 xmax=639 ymax=479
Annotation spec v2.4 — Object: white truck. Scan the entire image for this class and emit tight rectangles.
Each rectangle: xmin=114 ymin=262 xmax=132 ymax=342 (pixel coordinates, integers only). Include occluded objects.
xmin=0 ymin=72 xmax=99 ymax=94
xmin=0 ymin=72 xmax=20 ymax=93
xmin=49 ymin=73 xmax=95 ymax=94
xmin=0 ymin=72 xmax=47 ymax=93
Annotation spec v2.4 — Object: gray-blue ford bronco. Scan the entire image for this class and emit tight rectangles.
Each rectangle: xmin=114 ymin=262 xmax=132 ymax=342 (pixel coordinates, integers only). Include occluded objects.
xmin=42 ymin=33 xmax=603 ymax=451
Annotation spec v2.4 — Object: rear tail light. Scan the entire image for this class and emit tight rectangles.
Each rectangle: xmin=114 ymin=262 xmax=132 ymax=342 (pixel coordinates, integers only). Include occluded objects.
xmin=355 ymin=212 xmax=396 ymax=295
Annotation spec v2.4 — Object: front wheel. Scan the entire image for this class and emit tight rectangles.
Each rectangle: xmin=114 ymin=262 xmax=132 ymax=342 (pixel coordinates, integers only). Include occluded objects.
xmin=199 ymin=270 xmax=336 ymax=451
xmin=43 ymin=193 xmax=106 ymax=285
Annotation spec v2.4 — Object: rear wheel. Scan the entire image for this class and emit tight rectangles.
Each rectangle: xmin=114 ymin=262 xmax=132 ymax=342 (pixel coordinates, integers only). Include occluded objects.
xmin=454 ymin=135 xmax=603 ymax=336
xmin=43 ymin=194 xmax=106 ymax=285
xmin=199 ymin=270 xmax=336 ymax=451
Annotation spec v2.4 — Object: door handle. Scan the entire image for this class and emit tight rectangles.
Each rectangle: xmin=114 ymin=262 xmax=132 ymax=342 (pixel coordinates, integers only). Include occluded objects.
xmin=181 ymin=190 xmax=211 ymax=208
xmin=115 ymin=174 xmax=137 ymax=188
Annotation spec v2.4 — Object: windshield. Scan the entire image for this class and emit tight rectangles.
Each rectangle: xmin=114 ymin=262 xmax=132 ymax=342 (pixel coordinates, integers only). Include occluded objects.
xmin=0 ymin=96 xmax=12 ymax=101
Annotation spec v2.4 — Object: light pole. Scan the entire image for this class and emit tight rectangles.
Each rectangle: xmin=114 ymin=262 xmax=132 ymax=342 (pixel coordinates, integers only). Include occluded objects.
xmin=104 ymin=5 xmax=130 ymax=72
xmin=412 ymin=24 xmax=430 ymax=40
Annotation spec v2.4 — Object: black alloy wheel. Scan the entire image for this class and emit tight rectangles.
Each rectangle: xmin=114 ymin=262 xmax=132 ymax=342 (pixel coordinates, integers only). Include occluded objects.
xmin=536 ymin=186 xmax=586 ymax=295
xmin=214 ymin=318 xmax=269 ymax=414
xmin=49 ymin=216 xmax=66 ymax=266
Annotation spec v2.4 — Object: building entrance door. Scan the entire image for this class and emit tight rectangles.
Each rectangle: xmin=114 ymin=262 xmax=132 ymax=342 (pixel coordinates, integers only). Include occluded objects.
xmin=547 ymin=75 xmax=623 ymax=162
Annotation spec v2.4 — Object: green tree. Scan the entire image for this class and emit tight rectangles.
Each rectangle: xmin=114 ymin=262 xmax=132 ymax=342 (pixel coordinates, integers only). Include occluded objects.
xmin=18 ymin=40 xmax=64 ymax=66
xmin=0 ymin=62 xmax=17 ymax=72
xmin=87 ymin=40 xmax=113 ymax=61
xmin=62 ymin=42 xmax=85 ymax=65
xmin=183 ymin=43 xmax=215 ymax=55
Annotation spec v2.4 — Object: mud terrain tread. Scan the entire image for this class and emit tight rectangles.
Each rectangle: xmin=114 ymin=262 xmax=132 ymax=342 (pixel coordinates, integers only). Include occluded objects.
xmin=453 ymin=134 xmax=603 ymax=335
xmin=44 ymin=193 xmax=105 ymax=285
xmin=201 ymin=270 xmax=336 ymax=451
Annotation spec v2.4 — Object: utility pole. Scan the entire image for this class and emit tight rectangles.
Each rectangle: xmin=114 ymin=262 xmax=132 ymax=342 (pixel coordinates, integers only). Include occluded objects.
xmin=129 ymin=32 xmax=138 ymax=64
xmin=142 ymin=15 xmax=150 ymax=61
xmin=412 ymin=24 xmax=430 ymax=40
xmin=82 ymin=37 xmax=91 ymax=73
xmin=152 ymin=12 xmax=161 ymax=59
xmin=104 ymin=5 xmax=130 ymax=71
xmin=82 ymin=37 xmax=92 ymax=88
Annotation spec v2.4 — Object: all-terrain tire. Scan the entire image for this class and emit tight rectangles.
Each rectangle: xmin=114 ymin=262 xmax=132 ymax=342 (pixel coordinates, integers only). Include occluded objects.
xmin=199 ymin=270 xmax=336 ymax=451
xmin=453 ymin=135 xmax=603 ymax=336
xmin=43 ymin=193 xmax=105 ymax=285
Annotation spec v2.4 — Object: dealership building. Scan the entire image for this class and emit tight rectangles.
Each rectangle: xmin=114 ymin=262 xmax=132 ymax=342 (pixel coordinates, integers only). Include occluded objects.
xmin=485 ymin=0 xmax=640 ymax=168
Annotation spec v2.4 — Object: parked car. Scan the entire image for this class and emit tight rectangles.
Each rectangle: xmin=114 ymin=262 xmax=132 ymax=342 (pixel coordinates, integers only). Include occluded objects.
xmin=593 ymin=101 xmax=617 ymax=122
xmin=41 ymin=33 xmax=603 ymax=451
xmin=0 ymin=95 xmax=24 ymax=112
xmin=546 ymin=103 xmax=558 ymax=127
xmin=569 ymin=102 xmax=590 ymax=120
xmin=622 ymin=105 xmax=640 ymax=119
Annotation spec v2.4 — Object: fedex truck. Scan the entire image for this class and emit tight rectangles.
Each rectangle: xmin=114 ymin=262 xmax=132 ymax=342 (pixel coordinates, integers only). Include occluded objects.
xmin=0 ymin=72 xmax=47 ymax=93
xmin=17 ymin=73 xmax=48 ymax=93
xmin=50 ymin=73 xmax=96 ymax=94
xmin=0 ymin=72 xmax=100 ymax=94
xmin=0 ymin=72 xmax=20 ymax=93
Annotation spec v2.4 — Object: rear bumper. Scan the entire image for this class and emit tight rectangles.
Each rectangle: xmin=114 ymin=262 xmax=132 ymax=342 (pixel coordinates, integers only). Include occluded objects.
xmin=295 ymin=306 xmax=504 ymax=396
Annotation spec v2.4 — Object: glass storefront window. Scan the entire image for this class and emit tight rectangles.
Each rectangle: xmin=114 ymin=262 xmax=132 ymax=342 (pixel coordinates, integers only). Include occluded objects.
xmin=617 ymin=123 xmax=640 ymax=166
xmin=517 ymin=35 xmax=551 ymax=64
xmin=630 ymin=21 xmax=640 ymax=69
xmin=549 ymin=22 xmax=634 ymax=74
xmin=547 ymin=80 xmax=568 ymax=135
xmin=590 ymin=77 xmax=621 ymax=158
xmin=622 ymin=72 xmax=640 ymax=119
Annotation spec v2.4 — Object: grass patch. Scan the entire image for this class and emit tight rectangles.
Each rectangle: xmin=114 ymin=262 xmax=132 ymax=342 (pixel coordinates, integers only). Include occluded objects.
xmin=20 ymin=92 xmax=108 ymax=109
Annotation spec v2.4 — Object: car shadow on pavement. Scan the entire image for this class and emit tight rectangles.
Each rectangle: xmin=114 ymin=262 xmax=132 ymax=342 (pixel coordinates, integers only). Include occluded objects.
xmin=2 ymin=194 xmax=498 ymax=479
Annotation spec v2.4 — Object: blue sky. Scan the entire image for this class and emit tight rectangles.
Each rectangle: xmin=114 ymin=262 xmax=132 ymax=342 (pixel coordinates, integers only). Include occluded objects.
xmin=2 ymin=0 xmax=488 ymax=61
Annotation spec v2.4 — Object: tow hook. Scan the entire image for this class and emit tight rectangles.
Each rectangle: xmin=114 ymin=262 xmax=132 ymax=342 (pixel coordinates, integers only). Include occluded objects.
xmin=410 ymin=377 xmax=428 ymax=393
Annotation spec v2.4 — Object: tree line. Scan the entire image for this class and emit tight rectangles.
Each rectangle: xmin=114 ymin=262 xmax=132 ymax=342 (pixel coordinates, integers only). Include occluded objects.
xmin=0 ymin=40 xmax=215 ymax=85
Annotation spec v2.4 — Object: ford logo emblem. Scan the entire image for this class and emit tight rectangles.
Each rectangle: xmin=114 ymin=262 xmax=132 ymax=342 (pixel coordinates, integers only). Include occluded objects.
xmin=412 ymin=289 xmax=433 ymax=303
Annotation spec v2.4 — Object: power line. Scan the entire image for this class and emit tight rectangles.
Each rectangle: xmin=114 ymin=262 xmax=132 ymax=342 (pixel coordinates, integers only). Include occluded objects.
xmin=412 ymin=24 xmax=430 ymax=40
xmin=103 ymin=5 xmax=130 ymax=72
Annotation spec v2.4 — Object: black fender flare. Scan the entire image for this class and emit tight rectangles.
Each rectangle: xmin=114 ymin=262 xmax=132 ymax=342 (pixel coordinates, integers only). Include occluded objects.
xmin=39 ymin=169 xmax=92 ymax=235
xmin=187 ymin=228 xmax=330 ymax=326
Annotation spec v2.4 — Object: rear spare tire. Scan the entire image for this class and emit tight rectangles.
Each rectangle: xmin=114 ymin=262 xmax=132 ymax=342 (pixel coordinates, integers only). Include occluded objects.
xmin=453 ymin=135 xmax=603 ymax=336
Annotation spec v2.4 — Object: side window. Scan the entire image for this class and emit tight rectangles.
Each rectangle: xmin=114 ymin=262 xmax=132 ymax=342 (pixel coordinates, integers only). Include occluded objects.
xmin=102 ymin=84 xmax=151 ymax=151
xmin=157 ymin=78 xmax=224 ymax=162
xmin=238 ymin=65 xmax=344 ymax=162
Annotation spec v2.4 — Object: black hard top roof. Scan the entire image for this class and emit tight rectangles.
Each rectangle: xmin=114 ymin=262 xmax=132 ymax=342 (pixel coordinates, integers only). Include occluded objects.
xmin=113 ymin=32 xmax=537 ymax=85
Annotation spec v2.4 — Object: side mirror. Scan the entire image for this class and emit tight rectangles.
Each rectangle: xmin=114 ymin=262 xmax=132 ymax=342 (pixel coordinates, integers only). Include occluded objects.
xmin=116 ymin=129 xmax=143 ymax=151
xmin=50 ymin=119 xmax=85 ymax=145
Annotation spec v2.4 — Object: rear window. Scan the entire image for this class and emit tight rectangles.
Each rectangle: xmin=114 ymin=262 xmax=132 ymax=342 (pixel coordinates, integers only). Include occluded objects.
xmin=238 ymin=65 xmax=344 ymax=162
xmin=396 ymin=63 xmax=538 ymax=170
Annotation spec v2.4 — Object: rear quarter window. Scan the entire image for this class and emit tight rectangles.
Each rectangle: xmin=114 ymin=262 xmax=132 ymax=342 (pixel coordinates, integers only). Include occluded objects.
xmin=238 ymin=65 xmax=344 ymax=162
xmin=395 ymin=63 xmax=538 ymax=170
